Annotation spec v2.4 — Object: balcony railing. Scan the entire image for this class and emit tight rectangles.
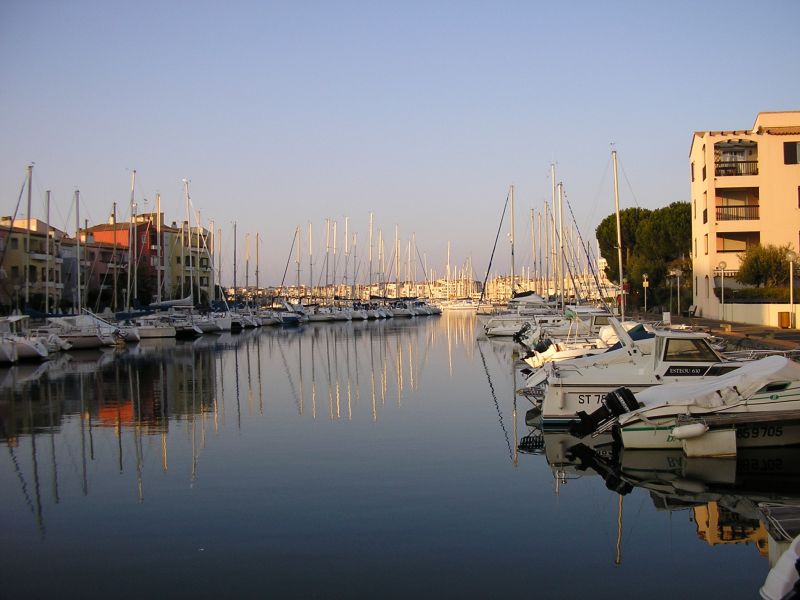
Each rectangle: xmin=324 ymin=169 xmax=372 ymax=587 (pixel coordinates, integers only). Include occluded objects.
xmin=716 ymin=205 xmax=759 ymax=221
xmin=715 ymin=160 xmax=758 ymax=176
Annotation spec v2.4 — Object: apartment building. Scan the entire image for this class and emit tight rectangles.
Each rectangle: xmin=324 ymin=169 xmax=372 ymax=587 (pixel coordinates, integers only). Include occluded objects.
xmin=690 ymin=111 xmax=800 ymax=318
xmin=0 ymin=218 xmax=67 ymax=312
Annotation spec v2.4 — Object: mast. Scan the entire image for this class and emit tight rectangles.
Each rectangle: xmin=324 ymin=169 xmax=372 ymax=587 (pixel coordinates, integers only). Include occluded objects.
xmin=245 ymin=233 xmax=250 ymax=293
xmin=343 ymin=217 xmax=349 ymax=291
xmin=529 ymin=209 xmax=535 ymax=297
xmin=446 ymin=241 xmax=451 ymax=300
xmin=45 ymin=190 xmax=51 ymax=315
xmin=217 ymin=227 xmax=223 ymax=298
xmin=295 ymin=226 xmax=301 ymax=291
xmin=233 ymin=221 xmax=237 ymax=303
xmin=509 ymin=184 xmax=515 ymax=296
xmin=558 ymin=181 xmax=565 ymax=310
xmin=256 ymin=232 xmax=261 ymax=299
xmin=75 ymin=189 xmax=81 ymax=313
xmin=308 ymin=222 xmax=313 ymax=298
xmin=550 ymin=163 xmax=558 ymax=302
xmin=325 ymin=219 xmax=330 ymax=302
xmin=394 ymin=224 xmax=400 ymax=299
xmin=25 ymin=164 xmax=32 ymax=308
xmin=368 ymin=212 xmax=374 ymax=295
xmin=612 ymin=149 xmax=625 ymax=322
xmin=182 ymin=178 xmax=193 ymax=304
xmin=156 ymin=193 xmax=162 ymax=304
xmin=209 ymin=218 xmax=215 ymax=302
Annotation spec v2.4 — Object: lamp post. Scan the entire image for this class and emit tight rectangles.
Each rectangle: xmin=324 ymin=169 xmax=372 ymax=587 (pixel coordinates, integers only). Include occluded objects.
xmin=789 ymin=252 xmax=797 ymax=328
xmin=642 ymin=273 xmax=649 ymax=313
xmin=717 ymin=261 xmax=727 ymax=321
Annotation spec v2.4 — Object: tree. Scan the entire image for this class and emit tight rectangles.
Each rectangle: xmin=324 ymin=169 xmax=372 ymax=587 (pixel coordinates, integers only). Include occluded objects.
xmin=736 ymin=244 xmax=797 ymax=287
xmin=595 ymin=207 xmax=652 ymax=284
xmin=595 ymin=202 xmax=691 ymax=309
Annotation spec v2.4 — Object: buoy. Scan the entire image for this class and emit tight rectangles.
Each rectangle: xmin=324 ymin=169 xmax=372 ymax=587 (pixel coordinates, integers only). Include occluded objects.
xmin=671 ymin=422 xmax=709 ymax=440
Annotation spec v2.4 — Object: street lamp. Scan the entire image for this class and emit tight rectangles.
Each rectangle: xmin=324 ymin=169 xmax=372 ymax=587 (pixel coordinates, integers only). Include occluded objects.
xmin=788 ymin=251 xmax=797 ymax=328
xmin=642 ymin=273 xmax=649 ymax=313
xmin=716 ymin=261 xmax=727 ymax=320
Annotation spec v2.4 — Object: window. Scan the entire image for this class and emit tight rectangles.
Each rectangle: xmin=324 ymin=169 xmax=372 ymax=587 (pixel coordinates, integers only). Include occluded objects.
xmin=717 ymin=231 xmax=760 ymax=252
xmin=703 ymin=234 xmax=708 ymax=255
xmin=695 ymin=276 xmax=698 ymax=296
xmin=705 ymin=276 xmax=709 ymax=298
xmin=691 ymin=162 xmax=695 ymax=182
xmin=694 ymin=238 xmax=697 ymax=257
xmin=10 ymin=237 xmax=19 ymax=249
xmin=693 ymin=199 xmax=696 ymax=218
xmin=664 ymin=338 xmax=719 ymax=362
xmin=785 ymin=142 xmax=800 ymax=164
xmin=176 ymin=256 xmax=181 ymax=264
xmin=11 ymin=266 xmax=19 ymax=279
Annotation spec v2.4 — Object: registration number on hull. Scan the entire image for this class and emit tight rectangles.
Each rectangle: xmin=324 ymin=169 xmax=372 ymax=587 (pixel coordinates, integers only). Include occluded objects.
xmin=576 ymin=393 xmax=605 ymax=405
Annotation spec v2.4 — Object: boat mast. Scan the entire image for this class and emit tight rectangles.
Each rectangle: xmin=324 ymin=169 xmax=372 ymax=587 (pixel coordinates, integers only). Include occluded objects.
xmin=612 ymin=149 xmax=625 ymax=322
xmin=24 ymin=164 xmax=32 ymax=309
xmin=394 ymin=224 xmax=400 ymax=299
xmin=156 ymin=193 xmax=162 ymax=304
xmin=308 ymin=222 xmax=313 ymax=299
xmin=368 ymin=212 xmax=373 ymax=296
xmin=343 ymin=217 xmax=349 ymax=292
xmin=126 ymin=170 xmax=136 ymax=311
xmin=75 ymin=189 xmax=81 ymax=313
xmin=295 ymin=227 xmax=301 ymax=291
xmin=550 ymin=163 xmax=558 ymax=303
xmin=233 ymin=221 xmax=237 ymax=304
xmin=182 ymin=178 xmax=193 ymax=304
xmin=558 ymin=181 xmax=565 ymax=311
xmin=509 ymin=184 xmax=515 ymax=297
xmin=45 ymin=189 xmax=51 ymax=315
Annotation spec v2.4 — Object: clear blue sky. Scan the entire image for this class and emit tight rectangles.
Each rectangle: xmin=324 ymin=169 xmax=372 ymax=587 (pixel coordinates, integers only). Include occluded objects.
xmin=2 ymin=0 xmax=798 ymax=286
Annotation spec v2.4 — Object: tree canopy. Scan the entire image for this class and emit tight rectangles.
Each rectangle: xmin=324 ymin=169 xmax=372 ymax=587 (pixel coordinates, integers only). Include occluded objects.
xmin=736 ymin=244 xmax=797 ymax=287
xmin=596 ymin=202 xmax=691 ymax=292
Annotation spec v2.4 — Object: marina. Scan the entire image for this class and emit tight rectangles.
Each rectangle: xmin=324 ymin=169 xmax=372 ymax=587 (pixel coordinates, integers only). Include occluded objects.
xmin=1 ymin=312 xmax=797 ymax=599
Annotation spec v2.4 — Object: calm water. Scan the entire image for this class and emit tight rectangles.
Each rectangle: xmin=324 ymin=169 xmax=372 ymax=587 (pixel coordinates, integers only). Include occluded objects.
xmin=0 ymin=313 xmax=792 ymax=599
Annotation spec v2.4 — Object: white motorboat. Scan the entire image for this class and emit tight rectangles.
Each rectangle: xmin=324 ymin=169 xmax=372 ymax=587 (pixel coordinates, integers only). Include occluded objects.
xmin=132 ymin=315 xmax=177 ymax=339
xmin=525 ymin=318 xmax=745 ymax=428
xmin=576 ymin=355 xmax=800 ymax=457
xmin=44 ymin=315 xmax=118 ymax=349
xmin=0 ymin=337 xmax=17 ymax=364
xmin=0 ymin=315 xmax=50 ymax=360
xmin=479 ymin=292 xmax=565 ymax=337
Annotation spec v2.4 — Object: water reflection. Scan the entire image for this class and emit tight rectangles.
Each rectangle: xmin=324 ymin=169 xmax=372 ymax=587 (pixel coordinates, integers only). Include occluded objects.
xmin=0 ymin=314 xmax=481 ymax=515
xmin=521 ymin=426 xmax=800 ymax=592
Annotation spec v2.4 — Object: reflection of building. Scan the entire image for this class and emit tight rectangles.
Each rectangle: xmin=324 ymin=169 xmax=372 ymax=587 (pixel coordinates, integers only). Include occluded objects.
xmin=694 ymin=501 xmax=769 ymax=557
xmin=690 ymin=111 xmax=800 ymax=319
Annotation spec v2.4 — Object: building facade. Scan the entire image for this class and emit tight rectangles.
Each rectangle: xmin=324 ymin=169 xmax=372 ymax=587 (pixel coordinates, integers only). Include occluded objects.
xmin=690 ymin=111 xmax=800 ymax=319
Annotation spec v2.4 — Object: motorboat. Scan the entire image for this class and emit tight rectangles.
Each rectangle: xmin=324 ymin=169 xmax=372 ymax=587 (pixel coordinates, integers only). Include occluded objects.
xmin=0 ymin=315 xmax=51 ymax=360
xmin=573 ymin=355 xmax=800 ymax=457
xmin=479 ymin=292 xmax=566 ymax=337
xmin=524 ymin=318 xmax=745 ymax=429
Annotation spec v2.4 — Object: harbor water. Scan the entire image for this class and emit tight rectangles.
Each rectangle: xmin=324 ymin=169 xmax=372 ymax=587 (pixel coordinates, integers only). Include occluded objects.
xmin=0 ymin=313 xmax=789 ymax=599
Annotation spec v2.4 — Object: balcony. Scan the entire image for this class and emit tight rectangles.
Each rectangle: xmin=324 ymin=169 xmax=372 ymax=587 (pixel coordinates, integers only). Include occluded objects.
xmin=714 ymin=160 xmax=758 ymax=177
xmin=716 ymin=204 xmax=759 ymax=221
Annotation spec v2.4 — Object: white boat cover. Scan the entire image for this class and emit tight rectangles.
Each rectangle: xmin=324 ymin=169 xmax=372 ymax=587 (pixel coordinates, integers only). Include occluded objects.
xmin=634 ymin=355 xmax=800 ymax=409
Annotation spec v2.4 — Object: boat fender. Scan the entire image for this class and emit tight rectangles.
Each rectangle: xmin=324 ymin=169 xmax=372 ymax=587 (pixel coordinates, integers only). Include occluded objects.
xmin=671 ymin=422 xmax=709 ymax=440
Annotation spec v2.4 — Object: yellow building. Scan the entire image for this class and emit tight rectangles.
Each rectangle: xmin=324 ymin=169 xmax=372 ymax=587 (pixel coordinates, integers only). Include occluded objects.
xmin=690 ymin=111 xmax=800 ymax=319
xmin=0 ymin=218 xmax=66 ymax=312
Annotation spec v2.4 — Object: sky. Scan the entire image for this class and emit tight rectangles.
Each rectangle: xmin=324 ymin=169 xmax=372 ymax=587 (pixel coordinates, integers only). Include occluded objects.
xmin=1 ymin=0 xmax=798 ymax=287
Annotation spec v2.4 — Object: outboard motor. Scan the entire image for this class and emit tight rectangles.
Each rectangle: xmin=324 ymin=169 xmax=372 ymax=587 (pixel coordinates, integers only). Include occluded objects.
xmin=534 ymin=338 xmax=553 ymax=354
xmin=569 ymin=387 xmax=641 ymax=438
xmin=512 ymin=322 xmax=531 ymax=344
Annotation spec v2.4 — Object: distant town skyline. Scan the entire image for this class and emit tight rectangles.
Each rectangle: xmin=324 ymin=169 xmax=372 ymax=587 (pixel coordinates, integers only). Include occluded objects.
xmin=2 ymin=0 xmax=799 ymax=285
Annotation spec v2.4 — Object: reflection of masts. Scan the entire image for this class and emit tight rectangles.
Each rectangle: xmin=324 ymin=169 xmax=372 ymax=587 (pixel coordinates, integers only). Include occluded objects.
xmin=325 ymin=329 xmax=334 ymax=419
xmin=160 ymin=362 xmax=169 ymax=472
xmin=257 ymin=337 xmax=265 ymax=416
xmin=369 ymin=329 xmax=377 ymax=422
xmin=46 ymin=381 xmax=60 ymax=504
xmin=29 ymin=394 xmax=44 ymax=536
xmin=311 ymin=334 xmax=317 ymax=419
xmin=477 ymin=341 xmax=513 ymax=463
xmin=234 ymin=343 xmax=241 ymax=430
xmin=191 ymin=352 xmax=198 ymax=484
xmin=134 ymin=368 xmax=144 ymax=503
xmin=615 ymin=495 xmax=623 ymax=566
xmin=297 ymin=337 xmax=304 ymax=416
xmin=79 ymin=374 xmax=88 ymax=496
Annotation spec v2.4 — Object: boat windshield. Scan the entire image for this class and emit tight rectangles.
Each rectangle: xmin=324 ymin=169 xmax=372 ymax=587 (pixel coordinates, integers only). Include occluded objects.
xmin=661 ymin=338 xmax=720 ymax=362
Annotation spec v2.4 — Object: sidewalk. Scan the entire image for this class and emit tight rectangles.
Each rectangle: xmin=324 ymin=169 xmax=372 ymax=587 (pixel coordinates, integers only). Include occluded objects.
xmin=637 ymin=312 xmax=800 ymax=351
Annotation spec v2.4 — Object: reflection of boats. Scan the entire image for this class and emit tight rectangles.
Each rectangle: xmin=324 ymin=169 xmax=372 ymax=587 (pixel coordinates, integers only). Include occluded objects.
xmin=575 ymin=355 xmax=800 ymax=457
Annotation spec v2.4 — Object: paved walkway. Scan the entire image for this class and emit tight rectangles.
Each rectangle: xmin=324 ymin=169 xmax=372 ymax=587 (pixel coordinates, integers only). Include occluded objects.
xmin=634 ymin=312 xmax=800 ymax=351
